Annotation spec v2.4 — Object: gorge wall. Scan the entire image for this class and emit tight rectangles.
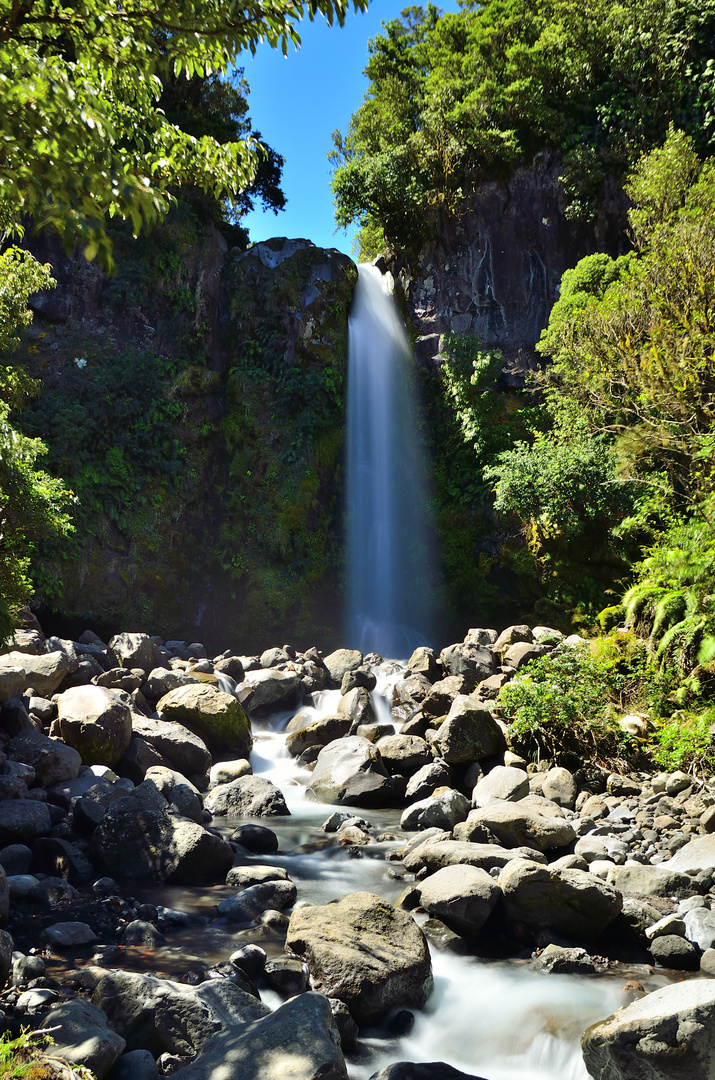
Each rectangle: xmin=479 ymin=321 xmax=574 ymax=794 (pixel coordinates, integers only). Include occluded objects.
xmin=20 ymin=214 xmax=356 ymax=653
xmin=392 ymin=152 xmax=629 ymax=380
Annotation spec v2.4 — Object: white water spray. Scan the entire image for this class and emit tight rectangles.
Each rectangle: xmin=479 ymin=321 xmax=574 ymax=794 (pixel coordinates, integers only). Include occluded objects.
xmin=345 ymin=264 xmax=438 ymax=657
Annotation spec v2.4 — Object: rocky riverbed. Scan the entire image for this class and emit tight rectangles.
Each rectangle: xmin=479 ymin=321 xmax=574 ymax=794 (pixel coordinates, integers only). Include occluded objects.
xmin=1 ymin=616 xmax=715 ymax=1080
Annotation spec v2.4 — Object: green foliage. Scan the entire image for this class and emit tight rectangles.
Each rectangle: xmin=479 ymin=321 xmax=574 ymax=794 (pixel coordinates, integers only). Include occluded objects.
xmin=0 ymin=1025 xmax=75 ymax=1079
xmin=0 ymin=0 xmax=367 ymax=264
xmin=498 ymin=642 xmax=636 ymax=765
xmin=652 ymin=710 xmax=715 ymax=776
xmin=331 ymin=0 xmax=715 ymax=251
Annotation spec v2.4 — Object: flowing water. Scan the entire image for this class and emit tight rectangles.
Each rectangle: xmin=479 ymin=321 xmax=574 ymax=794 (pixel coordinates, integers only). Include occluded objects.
xmin=134 ymin=672 xmax=654 ymax=1080
xmin=345 ymin=264 xmax=439 ymax=657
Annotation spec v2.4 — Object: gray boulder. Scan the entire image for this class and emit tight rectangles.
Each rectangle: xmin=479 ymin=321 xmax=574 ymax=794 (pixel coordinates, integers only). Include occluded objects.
xmin=91 ymin=788 xmax=233 ymax=882
xmin=323 ymin=649 xmax=363 ymax=686
xmin=53 ymin=684 xmax=132 ymax=766
xmin=132 ymin=715 xmax=211 ymax=777
xmin=369 ymin=1065 xmax=485 ymax=1080
xmin=421 ymin=676 xmax=469 ymax=718
xmin=42 ymin=998 xmax=125 ymax=1078
xmin=502 ymin=642 xmax=549 ymax=669
xmin=684 ymin=908 xmax=715 ymax=951
xmin=664 ymin=834 xmax=715 ymax=874
xmin=541 ymin=766 xmax=578 ymax=809
xmin=308 ymin=736 xmax=393 ymax=808
xmin=376 ymin=734 xmax=432 ymax=774
xmin=465 ymin=802 xmax=576 ymax=851
xmin=401 ymin=790 xmax=471 ymax=832
xmin=156 ymin=683 xmax=252 ymax=759
xmin=605 ymin=864 xmax=697 ymax=900
xmin=0 ymin=650 xmax=76 ymax=697
xmin=429 ymin=697 xmax=502 ymax=764
xmin=405 ymin=761 xmax=453 ymax=802
xmin=0 ymin=800 xmax=51 ymax=845
xmin=0 ymin=929 xmax=12 ymax=990
xmin=582 ymin=978 xmax=715 ymax=1080
xmin=144 ymin=766 xmax=203 ymax=824
xmin=403 ymin=839 xmax=546 ymax=876
xmin=108 ymin=632 xmax=163 ymax=672
xmin=144 ymin=667 xmax=197 ymax=698
xmin=285 ymin=714 xmax=352 ymax=758
xmin=494 ymin=625 xmax=533 ymax=651
xmin=406 ymin=647 xmax=440 ymax=682
xmin=472 ymin=766 xmax=529 ymax=807
xmin=205 ymin=774 xmax=289 ymax=817
xmin=418 ymin=864 xmax=500 ymax=937
xmin=439 ymin=643 xmax=495 ymax=690
xmin=8 ymin=729 xmax=81 ymax=785
xmin=337 ymin=686 xmax=376 ymax=726
xmin=217 ymin=880 xmax=297 ymax=923
xmin=237 ymin=669 xmax=302 ymax=716
xmin=176 ymin=992 xmax=347 ymax=1080
xmin=286 ymin=892 xmax=432 ymax=1025
xmin=500 ymin=859 xmax=622 ymax=939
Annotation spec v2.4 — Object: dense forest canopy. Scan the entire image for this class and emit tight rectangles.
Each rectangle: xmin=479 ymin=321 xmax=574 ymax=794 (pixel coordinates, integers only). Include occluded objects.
xmin=331 ymin=0 xmax=715 ymax=255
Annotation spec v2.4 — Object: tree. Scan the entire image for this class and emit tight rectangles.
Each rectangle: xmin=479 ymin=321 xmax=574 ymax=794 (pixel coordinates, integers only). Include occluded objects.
xmin=0 ymin=0 xmax=367 ymax=264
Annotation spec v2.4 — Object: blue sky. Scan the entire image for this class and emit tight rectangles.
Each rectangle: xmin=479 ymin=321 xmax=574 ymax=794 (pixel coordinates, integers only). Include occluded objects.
xmin=237 ymin=1 xmax=453 ymax=256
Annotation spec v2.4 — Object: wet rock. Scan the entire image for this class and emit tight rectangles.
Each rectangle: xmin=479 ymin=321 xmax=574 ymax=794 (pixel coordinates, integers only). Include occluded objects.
xmin=8 ymin=729 xmax=81 ymax=785
xmin=261 ymin=956 xmax=310 ymax=997
xmin=107 ymin=1048 xmax=160 ymax=1080
xmin=428 ymin=697 xmax=502 ymax=764
xmin=132 ymin=715 xmax=211 ymax=778
xmin=226 ymin=865 xmax=290 ymax=889
xmin=41 ymin=922 xmax=98 ymax=948
xmin=308 ymin=736 xmax=393 ymax=808
xmin=230 ymin=944 xmax=268 ymax=980
xmin=369 ymin=1065 xmax=486 ymax=1080
xmin=286 ymin=891 xmax=432 ymax=1025
xmin=418 ymin=864 xmax=500 ymax=937
xmin=532 ymin=945 xmax=598 ymax=975
xmin=209 ymin=758 xmax=252 ymax=787
xmin=122 ymin=920 xmax=166 ymax=947
xmin=582 ymin=978 xmax=715 ymax=1080
xmin=337 ymin=686 xmax=376 ymax=727
xmin=500 ymin=859 xmax=622 ymax=939
xmin=52 ymin=685 xmax=133 ymax=766
xmin=41 ymin=998 xmax=126 ymax=1078
xmin=341 ymin=668 xmax=376 ymax=694
xmin=237 ymin=669 xmax=302 ymax=716
xmin=285 ymin=715 xmax=352 ymax=758
xmin=231 ymin=824 xmax=279 ymax=853
xmin=217 ymin=880 xmax=297 ymax=923
xmin=175 ymin=991 xmax=347 ymax=1080
xmin=157 ymin=683 xmax=252 ymax=759
xmin=205 ymin=774 xmax=289 ymax=817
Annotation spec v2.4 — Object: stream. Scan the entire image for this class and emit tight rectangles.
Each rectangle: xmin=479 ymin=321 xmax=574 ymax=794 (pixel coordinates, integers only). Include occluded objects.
xmin=126 ymin=664 xmax=668 ymax=1080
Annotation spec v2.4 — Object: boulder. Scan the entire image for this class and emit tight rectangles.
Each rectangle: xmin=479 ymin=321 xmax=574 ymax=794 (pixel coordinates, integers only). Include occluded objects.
xmin=0 ymin=800 xmax=51 ymax=845
xmin=337 ymin=686 xmax=376 ymax=726
xmin=439 ymin=643 xmax=495 ymax=690
xmin=108 ymin=632 xmax=163 ymax=672
xmin=464 ymin=802 xmax=576 ymax=851
xmin=582 ymin=978 xmax=715 ymax=1080
xmin=500 ymin=859 xmax=622 ymax=939
xmin=541 ymin=766 xmax=578 ymax=809
xmin=144 ymin=766 xmax=204 ymax=824
xmin=285 ymin=892 xmax=432 ymax=1025
xmin=41 ymin=998 xmax=125 ymax=1079
xmin=370 ymin=1066 xmax=486 ymax=1080
xmin=421 ymin=676 xmax=469 ymax=718
xmin=132 ymin=715 xmax=211 ymax=777
xmin=91 ymin=788 xmax=233 ymax=882
xmin=684 ymin=908 xmax=715 ymax=951
xmin=41 ymin=922 xmax=98 ymax=948
xmin=664 ymin=834 xmax=715 ymax=875
xmin=605 ymin=864 xmax=697 ymax=900
xmin=494 ymin=625 xmax=533 ymax=651
xmin=53 ymin=685 xmax=132 ymax=766
xmin=0 ymin=650 xmax=76 ymax=697
xmin=175 ymin=992 xmax=347 ymax=1080
xmin=209 ymin=758 xmax=252 ymax=787
xmin=649 ymin=935 xmax=700 ymax=971
xmin=0 ymin=664 xmax=26 ymax=703
xmin=376 ymin=734 xmax=432 ymax=774
xmin=405 ymin=761 xmax=453 ymax=802
xmin=144 ymin=667 xmax=197 ymax=699
xmin=429 ymin=698 xmax=502 ymax=764
xmin=502 ymin=642 xmax=549 ymax=669
xmin=323 ymin=649 xmax=363 ymax=686
xmin=7 ymin=729 xmax=81 ymax=785
xmin=205 ymin=775 xmax=289 ymax=817
xmin=403 ymin=839 xmax=546 ymax=876
xmin=0 ymin=929 xmax=12 ymax=991
xmin=157 ymin=683 xmax=252 ymax=759
xmin=308 ymin=737 xmax=393 ymax=808
xmin=217 ymin=880 xmax=297 ymax=923
xmin=418 ymin=864 xmax=500 ymax=937
xmin=285 ymin=715 xmax=352 ymax=758
xmin=472 ymin=766 xmax=529 ymax=806
xmin=401 ymin=790 xmax=471 ymax=832
xmin=237 ymin=669 xmax=302 ymax=715
xmin=406 ymin=647 xmax=440 ymax=682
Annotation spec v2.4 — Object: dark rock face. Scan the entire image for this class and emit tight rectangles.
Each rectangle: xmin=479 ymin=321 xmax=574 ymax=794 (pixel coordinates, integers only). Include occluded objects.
xmin=20 ymin=224 xmax=357 ymax=654
xmin=391 ymin=151 xmax=628 ymax=372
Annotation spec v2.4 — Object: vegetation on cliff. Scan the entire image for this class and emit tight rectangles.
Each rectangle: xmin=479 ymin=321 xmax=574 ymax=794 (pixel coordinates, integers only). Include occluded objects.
xmin=331 ymin=0 xmax=715 ymax=256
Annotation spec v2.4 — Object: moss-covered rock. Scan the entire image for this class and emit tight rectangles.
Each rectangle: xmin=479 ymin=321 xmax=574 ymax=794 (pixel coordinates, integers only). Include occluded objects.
xmin=156 ymin=683 xmax=252 ymax=759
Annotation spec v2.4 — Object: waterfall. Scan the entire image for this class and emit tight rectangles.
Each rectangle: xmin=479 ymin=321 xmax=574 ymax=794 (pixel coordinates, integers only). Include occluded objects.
xmin=345 ymin=263 xmax=438 ymax=658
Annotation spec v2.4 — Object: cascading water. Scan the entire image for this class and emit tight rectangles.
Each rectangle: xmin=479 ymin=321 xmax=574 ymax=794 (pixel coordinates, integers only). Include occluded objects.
xmin=346 ymin=264 xmax=438 ymax=658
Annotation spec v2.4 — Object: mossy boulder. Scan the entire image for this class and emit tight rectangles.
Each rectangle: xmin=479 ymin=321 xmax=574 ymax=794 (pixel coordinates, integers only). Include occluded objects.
xmin=156 ymin=684 xmax=252 ymax=759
